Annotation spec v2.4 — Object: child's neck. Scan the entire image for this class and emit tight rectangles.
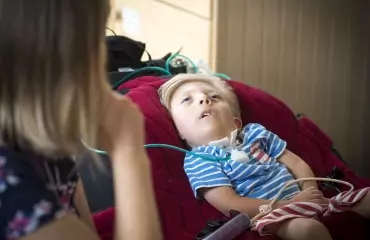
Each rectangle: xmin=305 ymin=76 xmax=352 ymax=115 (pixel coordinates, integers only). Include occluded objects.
xmin=208 ymin=128 xmax=239 ymax=148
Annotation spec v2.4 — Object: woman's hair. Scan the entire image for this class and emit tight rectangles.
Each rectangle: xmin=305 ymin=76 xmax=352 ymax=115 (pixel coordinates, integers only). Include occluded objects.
xmin=158 ymin=73 xmax=241 ymax=118
xmin=0 ymin=0 xmax=110 ymax=156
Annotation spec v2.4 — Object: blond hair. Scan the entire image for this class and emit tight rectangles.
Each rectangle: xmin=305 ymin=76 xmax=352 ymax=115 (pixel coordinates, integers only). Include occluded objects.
xmin=0 ymin=0 xmax=110 ymax=157
xmin=158 ymin=73 xmax=240 ymax=118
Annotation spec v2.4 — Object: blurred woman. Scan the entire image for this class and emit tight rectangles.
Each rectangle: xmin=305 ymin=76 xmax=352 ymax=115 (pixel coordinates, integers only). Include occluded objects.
xmin=0 ymin=0 xmax=162 ymax=239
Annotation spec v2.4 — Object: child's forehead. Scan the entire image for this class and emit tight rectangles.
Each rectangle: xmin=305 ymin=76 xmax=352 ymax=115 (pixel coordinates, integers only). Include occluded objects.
xmin=174 ymin=80 xmax=218 ymax=94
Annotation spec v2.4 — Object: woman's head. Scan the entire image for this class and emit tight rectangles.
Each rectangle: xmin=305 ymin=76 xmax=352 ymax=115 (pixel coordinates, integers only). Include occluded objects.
xmin=0 ymin=0 xmax=110 ymax=156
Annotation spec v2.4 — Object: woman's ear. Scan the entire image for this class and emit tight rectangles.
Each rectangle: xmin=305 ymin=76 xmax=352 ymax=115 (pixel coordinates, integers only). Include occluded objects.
xmin=233 ymin=118 xmax=243 ymax=129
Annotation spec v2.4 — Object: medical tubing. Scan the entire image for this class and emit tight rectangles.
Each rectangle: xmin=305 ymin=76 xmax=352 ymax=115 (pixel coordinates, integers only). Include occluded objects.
xmin=86 ymin=143 xmax=230 ymax=162
xmin=250 ymin=177 xmax=354 ymax=223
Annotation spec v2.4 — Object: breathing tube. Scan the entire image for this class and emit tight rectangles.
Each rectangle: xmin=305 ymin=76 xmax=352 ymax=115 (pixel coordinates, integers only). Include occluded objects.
xmin=88 ymin=143 xmax=230 ymax=162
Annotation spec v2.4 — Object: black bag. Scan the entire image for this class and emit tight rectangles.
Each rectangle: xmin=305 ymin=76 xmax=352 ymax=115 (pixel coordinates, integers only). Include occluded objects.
xmin=106 ymin=35 xmax=147 ymax=71
xmin=106 ymin=35 xmax=172 ymax=88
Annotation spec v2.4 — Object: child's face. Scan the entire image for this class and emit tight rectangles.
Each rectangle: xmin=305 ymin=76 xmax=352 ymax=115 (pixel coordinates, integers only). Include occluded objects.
xmin=169 ymin=81 xmax=240 ymax=147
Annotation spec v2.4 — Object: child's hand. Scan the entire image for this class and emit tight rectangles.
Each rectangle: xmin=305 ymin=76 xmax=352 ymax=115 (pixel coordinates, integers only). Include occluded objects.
xmin=291 ymin=186 xmax=329 ymax=204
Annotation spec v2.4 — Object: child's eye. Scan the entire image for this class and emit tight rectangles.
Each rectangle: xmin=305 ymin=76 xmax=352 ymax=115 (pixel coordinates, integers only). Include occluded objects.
xmin=181 ymin=97 xmax=190 ymax=103
xmin=210 ymin=94 xmax=221 ymax=100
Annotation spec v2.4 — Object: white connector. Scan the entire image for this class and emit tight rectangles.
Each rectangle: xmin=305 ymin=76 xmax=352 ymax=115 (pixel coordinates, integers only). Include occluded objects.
xmin=188 ymin=59 xmax=214 ymax=75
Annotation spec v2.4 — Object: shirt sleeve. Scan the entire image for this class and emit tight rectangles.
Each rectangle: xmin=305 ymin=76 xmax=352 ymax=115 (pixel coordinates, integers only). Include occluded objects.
xmin=184 ymin=153 xmax=231 ymax=198
xmin=0 ymin=154 xmax=68 ymax=239
xmin=244 ymin=123 xmax=287 ymax=159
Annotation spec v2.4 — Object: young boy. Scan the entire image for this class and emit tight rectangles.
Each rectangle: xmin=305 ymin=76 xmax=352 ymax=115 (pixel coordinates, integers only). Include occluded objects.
xmin=158 ymin=73 xmax=370 ymax=240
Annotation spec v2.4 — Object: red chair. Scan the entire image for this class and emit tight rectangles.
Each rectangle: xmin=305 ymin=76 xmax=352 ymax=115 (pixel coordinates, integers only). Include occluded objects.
xmin=93 ymin=76 xmax=370 ymax=240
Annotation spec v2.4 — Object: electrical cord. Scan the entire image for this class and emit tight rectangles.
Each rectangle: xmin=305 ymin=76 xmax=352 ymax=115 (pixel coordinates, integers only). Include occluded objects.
xmin=106 ymin=27 xmax=117 ymax=36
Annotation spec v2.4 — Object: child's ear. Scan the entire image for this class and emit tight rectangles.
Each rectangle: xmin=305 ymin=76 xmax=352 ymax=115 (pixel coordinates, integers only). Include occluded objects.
xmin=233 ymin=118 xmax=243 ymax=129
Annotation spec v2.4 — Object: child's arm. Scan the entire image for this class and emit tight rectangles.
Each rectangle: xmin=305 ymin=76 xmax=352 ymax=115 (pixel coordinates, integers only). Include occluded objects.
xmin=277 ymin=150 xmax=318 ymax=190
xmin=200 ymin=186 xmax=292 ymax=218
xmin=184 ymin=153 xmax=292 ymax=217
xmin=246 ymin=123 xmax=318 ymax=191
xmin=201 ymin=185 xmax=326 ymax=218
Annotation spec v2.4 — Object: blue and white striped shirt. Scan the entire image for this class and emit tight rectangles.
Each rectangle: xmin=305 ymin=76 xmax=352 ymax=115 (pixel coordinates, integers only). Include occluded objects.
xmin=184 ymin=123 xmax=300 ymax=201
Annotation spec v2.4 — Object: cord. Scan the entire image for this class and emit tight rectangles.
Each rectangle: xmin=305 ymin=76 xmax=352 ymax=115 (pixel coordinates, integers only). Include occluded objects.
xmin=250 ymin=177 xmax=354 ymax=224
xmin=86 ymin=143 xmax=230 ymax=162
xmin=214 ymin=72 xmax=231 ymax=80
xmin=106 ymin=27 xmax=117 ymax=36
xmin=165 ymin=53 xmax=198 ymax=72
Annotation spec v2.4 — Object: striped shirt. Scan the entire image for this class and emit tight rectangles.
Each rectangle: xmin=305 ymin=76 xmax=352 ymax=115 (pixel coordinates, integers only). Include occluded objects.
xmin=184 ymin=123 xmax=301 ymax=201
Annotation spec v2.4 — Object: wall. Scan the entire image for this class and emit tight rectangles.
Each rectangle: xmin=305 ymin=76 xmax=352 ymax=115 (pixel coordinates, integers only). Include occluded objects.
xmin=214 ymin=0 xmax=370 ymax=176
xmin=361 ymin=1 xmax=370 ymax=176
xmin=108 ymin=0 xmax=212 ymax=63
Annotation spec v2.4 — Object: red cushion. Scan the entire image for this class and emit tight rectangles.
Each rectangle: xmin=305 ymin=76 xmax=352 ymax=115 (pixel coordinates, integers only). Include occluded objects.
xmin=93 ymin=76 xmax=370 ymax=240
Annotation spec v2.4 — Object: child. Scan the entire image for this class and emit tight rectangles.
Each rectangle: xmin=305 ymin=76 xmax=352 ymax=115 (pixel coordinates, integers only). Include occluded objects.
xmin=159 ymin=73 xmax=370 ymax=240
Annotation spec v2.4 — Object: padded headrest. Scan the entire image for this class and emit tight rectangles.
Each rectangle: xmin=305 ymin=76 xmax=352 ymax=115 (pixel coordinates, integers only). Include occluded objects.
xmin=120 ymin=76 xmax=298 ymax=147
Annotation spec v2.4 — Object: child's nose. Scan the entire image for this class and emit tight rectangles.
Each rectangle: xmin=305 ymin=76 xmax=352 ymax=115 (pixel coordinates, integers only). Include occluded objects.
xmin=199 ymin=96 xmax=210 ymax=105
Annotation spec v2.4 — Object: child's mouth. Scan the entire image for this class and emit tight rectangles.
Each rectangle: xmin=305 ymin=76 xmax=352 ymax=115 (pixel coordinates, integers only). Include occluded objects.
xmin=200 ymin=111 xmax=213 ymax=119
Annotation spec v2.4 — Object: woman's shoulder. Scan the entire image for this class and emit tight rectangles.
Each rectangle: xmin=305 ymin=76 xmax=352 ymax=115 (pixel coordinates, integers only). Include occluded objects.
xmin=0 ymin=147 xmax=79 ymax=239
